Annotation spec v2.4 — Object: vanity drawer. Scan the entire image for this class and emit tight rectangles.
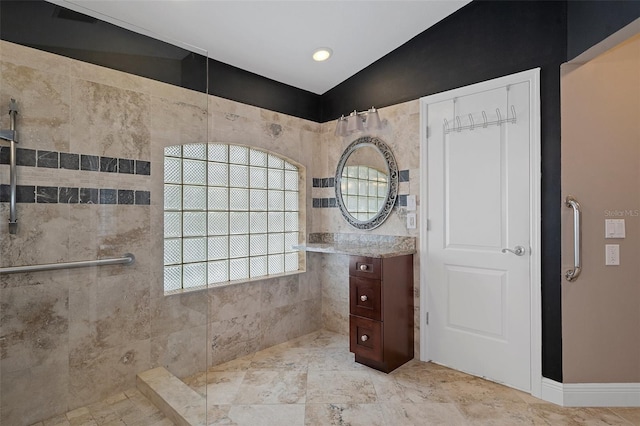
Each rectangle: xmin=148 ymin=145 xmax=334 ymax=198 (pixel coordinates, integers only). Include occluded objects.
xmin=349 ymin=276 xmax=381 ymax=321
xmin=349 ymin=315 xmax=383 ymax=362
xmin=349 ymin=256 xmax=381 ymax=280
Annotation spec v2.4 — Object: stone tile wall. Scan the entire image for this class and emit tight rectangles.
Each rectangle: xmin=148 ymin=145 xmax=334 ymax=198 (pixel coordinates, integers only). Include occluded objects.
xmin=311 ymin=101 xmax=422 ymax=358
xmin=0 ymin=41 xmax=322 ymax=425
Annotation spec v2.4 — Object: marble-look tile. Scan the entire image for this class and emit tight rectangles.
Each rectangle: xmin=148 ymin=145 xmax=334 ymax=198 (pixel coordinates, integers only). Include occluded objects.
xmin=208 ymin=281 xmax=261 ymax=322
xmin=0 ymin=60 xmax=70 ymax=152
xmin=1 ymin=360 xmax=69 ymax=426
xmin=209 ymin=312 xmax=262 ymax=367
xmin=322 ymin=296 xmax=349 ymax=336
xmin=41 ymin=413 xmax=70 ymax=426
xmin=150 ymin=95 xmax=207 ymax=147
xmin=185 ymin=371 xmax=245 ymax=404
xmin=380 ymin=402 xmax=468 ymax=426
xmin=68 ymin=339 xmax=151 ymax=409
xmin=249 ymin=346 xmax=311 ymax=371
xmin=234 ymin=370 xmax=307 ymax=404
xmin=0 ymin=281 xmax=69 ymax=373
xmin=306 ymin=347 xmax=365 ymax=371
xmin=297 ymin=298 xmax=322 ymax=336
xmin=227 ymin=404 xmax=305 ymax=426
xmin=457 ymin=401 xmax=548 ymax=426
xmin=441 ymin=376 xmax=526 ymax=406
xmin=150 ymin=292 xmax=208 ymax=336
xmin=207 ymin=354 xmax=255 ymax=372
xmin=69 ymin=272 xmax=150 ymax=352
xmin=285 ymin=328 xmax=348 ymax=349
xmin=0 ymin=204 xmax=71 ymax=273
xmin=258 ymin=304 xmax=302 ymax=348
xmin=529 ymin=404 xmax=634 ymax=426
xmin=611 ymin=407 xmax=640 ymax=425
xmin=306 ymin=370 xmax=377 ymax=404
xmin=260 ymin=275 xmax=299 ymax=311
xmin=204 ymin=404 xmax=233 ymax=425
xmin=150 ymin=324 xmax=208 ymax=379
xmin=136 ymin=367 xmax=206 ymax=426
xmin=304 ymin=403 xmax=385 ymax=426
xmin=69 ymin=79 xmax=151 ymax=160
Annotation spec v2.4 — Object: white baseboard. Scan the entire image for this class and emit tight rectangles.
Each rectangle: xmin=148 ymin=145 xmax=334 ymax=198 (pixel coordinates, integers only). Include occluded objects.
xmin=541 ymin=379 xmax=640 ymax=407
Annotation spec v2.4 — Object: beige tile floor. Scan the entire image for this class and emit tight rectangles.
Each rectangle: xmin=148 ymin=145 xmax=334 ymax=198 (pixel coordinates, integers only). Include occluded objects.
xmin=37 ymin=329 xmax=640 ymax=425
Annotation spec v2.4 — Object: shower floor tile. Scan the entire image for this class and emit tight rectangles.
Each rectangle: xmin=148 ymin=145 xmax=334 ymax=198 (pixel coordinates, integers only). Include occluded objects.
xmin=34 ymin=329 xmax=640 ymax=426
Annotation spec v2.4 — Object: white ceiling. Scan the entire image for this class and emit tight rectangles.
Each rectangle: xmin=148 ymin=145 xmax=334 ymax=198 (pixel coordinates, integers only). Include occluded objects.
xmin=47 ymin=0 xmax=470 ymax=94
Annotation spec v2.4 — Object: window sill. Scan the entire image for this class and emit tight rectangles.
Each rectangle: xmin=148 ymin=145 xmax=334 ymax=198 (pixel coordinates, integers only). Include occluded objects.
xmin=163 ymin=268 xmax=307 ymax=297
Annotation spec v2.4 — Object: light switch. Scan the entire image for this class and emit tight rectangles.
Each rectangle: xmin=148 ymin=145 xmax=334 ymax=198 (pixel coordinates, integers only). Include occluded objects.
xmin=605 ymin=219 xmax=625 ymax=238
xmin=605 ymin=244 xmax=620 ymax=265
xmin=407 ymin=213 xmax=416 ymax=229
xmin=406 ymin=195 xmax=417 ymax=211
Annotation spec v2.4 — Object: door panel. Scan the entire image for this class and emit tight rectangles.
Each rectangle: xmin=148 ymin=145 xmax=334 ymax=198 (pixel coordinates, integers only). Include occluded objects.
xmin=446 ymin=265 xmax=506 ymax=339
xmin=426 ymin=80 xmax=531 ymax=391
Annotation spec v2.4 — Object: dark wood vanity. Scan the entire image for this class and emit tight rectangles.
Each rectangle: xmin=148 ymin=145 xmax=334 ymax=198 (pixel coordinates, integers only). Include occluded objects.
xmin=348 ymin=254 xmax=414 ymax=373
xmin=294 ymin=233 xmax=416 ymax=373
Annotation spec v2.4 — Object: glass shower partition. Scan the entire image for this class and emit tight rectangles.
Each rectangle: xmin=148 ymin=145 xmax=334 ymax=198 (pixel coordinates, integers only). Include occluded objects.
xmin=0 ymin=4 xmax=210 ymax=424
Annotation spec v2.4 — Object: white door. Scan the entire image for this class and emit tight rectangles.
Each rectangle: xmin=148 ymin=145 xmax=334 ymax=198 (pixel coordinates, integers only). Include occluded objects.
xmin=424 ymin=74 xmax=535 ymax=392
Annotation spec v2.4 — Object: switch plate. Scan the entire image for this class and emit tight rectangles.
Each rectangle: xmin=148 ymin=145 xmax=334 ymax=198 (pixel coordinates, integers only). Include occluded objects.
xmin=605 ymin=219 xmax=625 ymax=238
xmin=407 ymin=213 xmax=416 ymax=229
xmin=406 ymin=195 xmax=417 ymax=211
xmin=605 ymin=244 xmax=620 ymax=265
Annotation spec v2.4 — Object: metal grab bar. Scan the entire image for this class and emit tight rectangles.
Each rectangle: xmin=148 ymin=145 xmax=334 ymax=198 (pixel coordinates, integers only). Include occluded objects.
xmin=565 ymin=196 xmax=581 ymax=282
xmin=0 ymin=99 xmax=19 ymax=234
xmin=0 ymin=253 xmax=135 ymax=275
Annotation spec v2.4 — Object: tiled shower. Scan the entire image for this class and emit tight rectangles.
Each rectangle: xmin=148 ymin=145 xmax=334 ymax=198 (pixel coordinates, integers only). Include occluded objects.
xmin=0 ymin=39 xmax=420 ymax=424
xmin=0 ymin=40 xmax=327 ymax=424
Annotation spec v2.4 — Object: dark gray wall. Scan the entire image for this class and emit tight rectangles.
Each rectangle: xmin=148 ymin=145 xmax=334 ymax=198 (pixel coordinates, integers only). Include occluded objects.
xmin=567 ymin=0 xmax=640 ymax=60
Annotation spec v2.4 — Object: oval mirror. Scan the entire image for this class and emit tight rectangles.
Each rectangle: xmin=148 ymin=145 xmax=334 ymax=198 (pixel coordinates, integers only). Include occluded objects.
xmin=335 ymin=136 xmax=398 ymax=230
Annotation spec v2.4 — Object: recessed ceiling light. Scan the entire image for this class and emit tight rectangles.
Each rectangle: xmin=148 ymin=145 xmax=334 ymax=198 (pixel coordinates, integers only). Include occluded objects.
xmin=312 ymin=48 xmax=333 ymax=62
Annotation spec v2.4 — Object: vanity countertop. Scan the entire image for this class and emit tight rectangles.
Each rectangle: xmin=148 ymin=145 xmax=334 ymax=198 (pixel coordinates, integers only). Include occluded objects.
xmin=293 ymin=233 xmax=416 ymax=258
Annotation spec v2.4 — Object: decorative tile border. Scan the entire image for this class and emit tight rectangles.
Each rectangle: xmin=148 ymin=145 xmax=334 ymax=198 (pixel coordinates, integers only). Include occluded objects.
xmin=312 ymin=170 xmax=410 ymax=209
xmin=312 ymin=195 xmax=406 ymax=208
xmin=0 ymin=184 xmax=150 ymax=205
xmin=312 ymin=197 xmax=336 ymax=208
xmin=312 ymin=177 xmax=335 ymax=188
xmin=0 ymin=147 xmax=151 ymax=176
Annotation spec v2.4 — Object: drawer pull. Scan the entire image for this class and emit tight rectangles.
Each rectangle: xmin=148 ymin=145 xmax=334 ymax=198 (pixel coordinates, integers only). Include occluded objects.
xmin=359 ymin=264 xmax=368 ymax=271
xmin=360 ymin=295 xmax=368 ymax=302
xmin=360 ymin=334 xmax=369 ymax=342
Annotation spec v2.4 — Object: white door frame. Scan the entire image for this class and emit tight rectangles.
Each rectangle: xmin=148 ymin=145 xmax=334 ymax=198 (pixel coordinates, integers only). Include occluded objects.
xmin=419 ymin=68 xmax=542 ymax=399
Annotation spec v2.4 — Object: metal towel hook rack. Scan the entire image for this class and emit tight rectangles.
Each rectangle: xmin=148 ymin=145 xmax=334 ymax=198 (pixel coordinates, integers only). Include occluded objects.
xmin=565 ymin=196 xmax=582 ymax=282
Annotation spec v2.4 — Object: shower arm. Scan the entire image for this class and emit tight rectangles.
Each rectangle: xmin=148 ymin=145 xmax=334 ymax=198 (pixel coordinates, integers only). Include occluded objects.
xmin=0 ymin=99 xmax=19 ymax=234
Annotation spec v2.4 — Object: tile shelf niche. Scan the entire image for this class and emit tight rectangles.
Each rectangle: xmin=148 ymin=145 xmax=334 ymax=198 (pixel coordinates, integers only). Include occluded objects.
xmin=293 ymin=232 xmax=416 ymax=258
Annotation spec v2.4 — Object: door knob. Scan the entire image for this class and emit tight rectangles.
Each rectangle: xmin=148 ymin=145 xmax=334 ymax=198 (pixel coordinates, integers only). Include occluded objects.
xmin=501 ymin=246 xmax=526 ymax=256
xmin=360 ymin=295 xmax=368 ymax=302
xmin=360 ymin=334 xmax=369 ymax=342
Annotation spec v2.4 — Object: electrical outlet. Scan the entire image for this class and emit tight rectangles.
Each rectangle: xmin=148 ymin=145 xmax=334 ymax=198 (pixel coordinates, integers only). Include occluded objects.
xmin=605 ymin=244 xmax=620 ymax=265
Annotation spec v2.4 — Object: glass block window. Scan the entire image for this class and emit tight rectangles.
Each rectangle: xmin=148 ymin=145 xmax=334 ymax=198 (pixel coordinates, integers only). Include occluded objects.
xmin=163 ymin=144 xmax=300 ymax=292
xmin=340 ymin=166 xmax=388 ymax=221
